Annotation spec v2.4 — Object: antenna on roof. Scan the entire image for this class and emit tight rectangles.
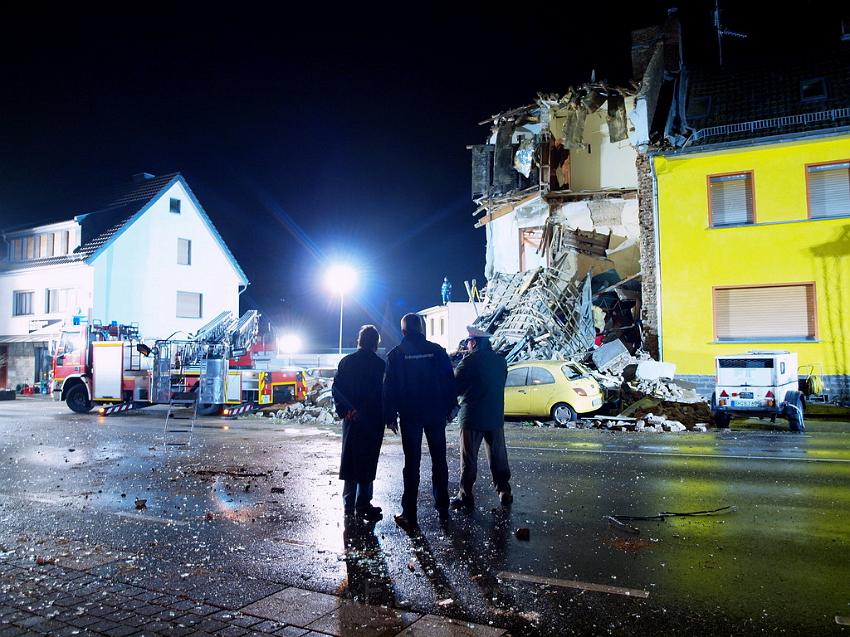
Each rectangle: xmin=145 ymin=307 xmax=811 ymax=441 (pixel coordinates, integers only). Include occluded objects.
xmin=714 ymin=0 xmax=748 ymax=66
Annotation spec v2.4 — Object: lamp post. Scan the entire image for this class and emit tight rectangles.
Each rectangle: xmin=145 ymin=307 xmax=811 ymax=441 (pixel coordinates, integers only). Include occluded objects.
xmin=324 ymin=264 xmax=357 ymax=355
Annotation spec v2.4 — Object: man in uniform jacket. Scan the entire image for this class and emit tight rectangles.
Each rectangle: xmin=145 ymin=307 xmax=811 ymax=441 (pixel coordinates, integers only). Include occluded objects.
xmin=451 ymin=326 xmax=512 ymax=510
xmin=383 ymin=313 xmax=457 ymax=530
xmin=333 ymin=325 xmax=386 ymax=521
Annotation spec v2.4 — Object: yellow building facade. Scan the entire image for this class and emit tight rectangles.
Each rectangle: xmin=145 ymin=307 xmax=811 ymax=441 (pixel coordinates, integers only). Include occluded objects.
xmin=654 ymin=132 xmax=850 ymax=396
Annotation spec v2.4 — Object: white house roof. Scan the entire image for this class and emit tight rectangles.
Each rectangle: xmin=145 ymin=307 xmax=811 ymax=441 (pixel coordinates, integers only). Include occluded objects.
xmin=1 ymin=173 xmax=249 ymax=286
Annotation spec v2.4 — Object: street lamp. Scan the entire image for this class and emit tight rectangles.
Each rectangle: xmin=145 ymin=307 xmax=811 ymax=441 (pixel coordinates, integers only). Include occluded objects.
xmin=324 ymin=264 xmax=357 ymax=355
xmin=276 ymin=334 xmax=303 ymax=367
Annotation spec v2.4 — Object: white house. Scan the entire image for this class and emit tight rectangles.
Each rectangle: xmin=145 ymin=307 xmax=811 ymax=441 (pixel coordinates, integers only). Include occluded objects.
xmin=0 ymin=172 xmax=249 ymax=390
xmin=419 ymin=302 xmax=479 ymax=352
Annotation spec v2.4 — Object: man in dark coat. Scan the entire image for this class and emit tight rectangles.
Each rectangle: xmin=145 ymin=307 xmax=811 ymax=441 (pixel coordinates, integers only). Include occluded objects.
xmin=333 ymin=325 xmax=387 ymax=521
xmin=451 ymin=326 xmax=512 ymax=510
xmin=383 ymin=313 xmax=457 ymax=530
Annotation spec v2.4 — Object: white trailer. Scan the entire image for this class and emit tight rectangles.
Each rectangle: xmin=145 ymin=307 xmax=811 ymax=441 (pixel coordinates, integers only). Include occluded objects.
xmin=711 ymin=351 xmax=805 ymax=431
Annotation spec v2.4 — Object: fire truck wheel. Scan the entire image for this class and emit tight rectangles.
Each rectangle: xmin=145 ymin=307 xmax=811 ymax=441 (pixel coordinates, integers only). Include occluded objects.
xmin=196 ymin=403 xmax=221 ymax=416
xmin=66 ymin=384 xmax=93 ymax=414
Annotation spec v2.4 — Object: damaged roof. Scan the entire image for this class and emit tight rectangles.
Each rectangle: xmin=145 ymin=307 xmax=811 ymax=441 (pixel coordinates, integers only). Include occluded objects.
xmin=684 ymin=45 xmax=850 ymax=146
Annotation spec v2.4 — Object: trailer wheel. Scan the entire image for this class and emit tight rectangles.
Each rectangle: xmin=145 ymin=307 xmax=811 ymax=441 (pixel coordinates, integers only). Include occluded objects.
xmin=784 ymin=391 xmax=805 ymax=432
xmin=714 ymin=412 xmax=731 ymax=429
xmin=66 ymin=384 xmax=93 ymax=414
xmin=196 ymin=403 xmax=221 ymax=416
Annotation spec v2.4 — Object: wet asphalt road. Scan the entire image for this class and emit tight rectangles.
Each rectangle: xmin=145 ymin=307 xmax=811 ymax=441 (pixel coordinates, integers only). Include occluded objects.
xmin=0 ymin=397 xmax=849 ymax=635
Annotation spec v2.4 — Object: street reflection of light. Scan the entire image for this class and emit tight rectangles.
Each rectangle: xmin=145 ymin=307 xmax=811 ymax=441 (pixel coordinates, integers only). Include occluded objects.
xmin=222 ymin=425 xmax=229 ymax=431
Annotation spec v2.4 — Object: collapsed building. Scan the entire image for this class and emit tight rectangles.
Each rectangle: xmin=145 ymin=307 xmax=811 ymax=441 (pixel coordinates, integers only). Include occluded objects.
xmin=469 ymin=84 xmax=647 ymax=363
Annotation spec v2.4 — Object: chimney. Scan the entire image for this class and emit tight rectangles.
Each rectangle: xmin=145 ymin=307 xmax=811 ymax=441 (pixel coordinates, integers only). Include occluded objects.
xmin=132 ymin=172 xmax=156 ymax=184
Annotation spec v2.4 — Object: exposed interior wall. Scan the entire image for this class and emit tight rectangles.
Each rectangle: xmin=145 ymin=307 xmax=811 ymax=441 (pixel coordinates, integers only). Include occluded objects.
xmin=570 ymin=104 xmax=640 ymax=191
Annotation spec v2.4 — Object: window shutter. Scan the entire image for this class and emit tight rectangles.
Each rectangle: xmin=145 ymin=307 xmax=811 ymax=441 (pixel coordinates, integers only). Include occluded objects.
xmin=471 ymin=144 xmax=494 ymax=198
xmin=178 ymin=239 xmax=191 ymax=265
xmin=808 ymin=162 xmax=850 ymax=218
xmin=176 ymin=292 xmax=202 ymax=318
xmin=715 ymin=285 xmax=816 ymax=340
xmin=710 ymin=174 xmax=754 ymax=226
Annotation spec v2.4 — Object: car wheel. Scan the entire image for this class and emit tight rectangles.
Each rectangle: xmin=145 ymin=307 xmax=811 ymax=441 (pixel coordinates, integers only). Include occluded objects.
xmin=551 ymin=403 xmax=577 ymax=426
xmin=784 ymin=391 xmax=805 ymax=432
xmin=196 ymin=403 xmax=221 ymax=416
xmin=66 ymin=384 xmax=93 ymax=414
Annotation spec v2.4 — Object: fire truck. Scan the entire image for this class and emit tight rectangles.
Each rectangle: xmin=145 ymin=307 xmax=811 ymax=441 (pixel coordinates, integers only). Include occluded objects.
xmin=52 ymin=311 xmax=306 ymax=416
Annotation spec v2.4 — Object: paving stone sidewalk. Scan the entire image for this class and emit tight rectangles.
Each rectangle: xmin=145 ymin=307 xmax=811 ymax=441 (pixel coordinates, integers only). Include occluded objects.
xmin=0 ymin=548 xmax=506 ymax=637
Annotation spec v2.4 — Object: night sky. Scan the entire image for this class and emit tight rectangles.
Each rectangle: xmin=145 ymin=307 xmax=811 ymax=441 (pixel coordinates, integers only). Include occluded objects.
xmin=1 ymin=3 xmax=844 ymax=349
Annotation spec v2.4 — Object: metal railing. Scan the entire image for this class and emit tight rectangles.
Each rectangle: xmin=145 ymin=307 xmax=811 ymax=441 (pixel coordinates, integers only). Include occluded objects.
xmin=691 ymin=108 xmax=850 ymax=142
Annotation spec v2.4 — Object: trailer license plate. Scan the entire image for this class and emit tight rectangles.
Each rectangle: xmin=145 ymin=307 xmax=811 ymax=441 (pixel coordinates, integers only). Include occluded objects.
xmin=732 ymin=399 xmax=760 ymax=408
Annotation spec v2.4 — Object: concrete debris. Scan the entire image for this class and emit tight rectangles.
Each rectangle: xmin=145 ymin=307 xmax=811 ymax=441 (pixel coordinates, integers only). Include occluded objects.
xmin=271 ymin=402 xmax=339 ymax=425
xmin=592 ymin=339 xmax=631 ymax=374
xmin=515 ymin=528 xmax=531 ymax=541
xmin=635 ymin=360 xmax=676 ymax=381
xmin=629 ymin=378 xmax=701 ymax=403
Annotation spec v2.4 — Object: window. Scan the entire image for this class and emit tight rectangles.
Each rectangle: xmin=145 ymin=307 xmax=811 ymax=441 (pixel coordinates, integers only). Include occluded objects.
xmin=170 ymin=198 xmax=181 ymax=214
xmin=440 ymin=318 xmax=445 ymax=336
xmin=25 ymin=236 xmax=34 ymax=259
xmin=687 ymin=96 xmax=711 ymax=120
xmin=178 ymin=238 xmax=192 ymax=265
xmin=56 ymin=230 xmax=69 ymax=255
xmin=44 ymin=233 xmax=54 ymax=258
xmin=506 ymin=367 xmax=529 ymax=387
xmin=800 ymin=78 xmax=827 ymax=102
xmin=11 ymin=239 xmax=22 ymax=261
xmin=39 ymin=235 xmax=49 ymax=258
xmin=46 ymin=288 xmax=75 ymax=314
xmin=13 ymin=291 xmax=34 ymax=316
xmin=709 ymin=173 xmax=754 ymax=226
xmin=430 ymin=318 xmax=435 ymax=336
xmin=807 ymin=161 xmax=850 ymax=218
xmin=714 ymin=284 xmax=816 ymax=341
xmin=176 ymin=291 xmax=202 ymax=318
xmin=529 ymin=367 xmax=556 ymax=385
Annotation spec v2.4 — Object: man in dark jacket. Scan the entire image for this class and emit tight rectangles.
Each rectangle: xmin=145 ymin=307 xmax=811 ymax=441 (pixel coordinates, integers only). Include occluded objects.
xmin=451 ymin=326 xmax=512 ymax=510
xmin=333 ymin=325 xmax=387 ymax=521
xmin=383 ymin=313 xmax=457 ymax=530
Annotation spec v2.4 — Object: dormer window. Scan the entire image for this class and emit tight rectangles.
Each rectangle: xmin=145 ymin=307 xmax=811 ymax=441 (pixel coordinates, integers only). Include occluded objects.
xmin=687 ymin=96 xmax=712 ymax=120
xmin=800 ymin=78 xmax=827 ymax=102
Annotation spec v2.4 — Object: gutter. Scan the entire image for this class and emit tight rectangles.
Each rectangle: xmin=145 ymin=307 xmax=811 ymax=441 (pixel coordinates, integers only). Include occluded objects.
xmin=649 ymin=155 xmax=663 ymax=361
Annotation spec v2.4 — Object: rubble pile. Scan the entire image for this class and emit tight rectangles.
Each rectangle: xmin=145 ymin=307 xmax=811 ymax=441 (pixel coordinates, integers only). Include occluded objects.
xmin=472 ymin=268 xmax=595 ymax=363
xmin=271 ymin=402 xmax=338 ymax=425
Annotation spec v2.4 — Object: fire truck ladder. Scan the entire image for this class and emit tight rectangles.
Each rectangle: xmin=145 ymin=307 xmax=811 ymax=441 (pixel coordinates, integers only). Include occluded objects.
xmin=163 ymin=391 xmax=198 ymax=447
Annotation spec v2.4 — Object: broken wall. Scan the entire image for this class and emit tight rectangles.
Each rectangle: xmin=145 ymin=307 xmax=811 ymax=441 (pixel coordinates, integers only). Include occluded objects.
xmin=636 ymin=154 xmax=659 ymax=358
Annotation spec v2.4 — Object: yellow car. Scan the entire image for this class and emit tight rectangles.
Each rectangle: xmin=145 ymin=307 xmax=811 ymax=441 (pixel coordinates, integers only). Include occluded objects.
xmin=504 ymin=360 xmax=604 ymax=425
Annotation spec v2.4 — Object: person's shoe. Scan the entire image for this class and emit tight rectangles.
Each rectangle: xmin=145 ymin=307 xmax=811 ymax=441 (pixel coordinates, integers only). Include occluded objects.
xmin=498 ymin=491 xmax=513 ymax=506
xmin=394 ymin=513 xmax=418 ymax=532
xmin=450 ymin=496 xmax=474 ymax=511
xmin=356 ymin=505 xmax=383 ymax=522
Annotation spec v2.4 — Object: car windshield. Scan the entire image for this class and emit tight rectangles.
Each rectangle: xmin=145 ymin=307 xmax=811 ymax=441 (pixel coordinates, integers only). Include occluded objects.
xmin=561 ymin=363 xmax=587 ymax=381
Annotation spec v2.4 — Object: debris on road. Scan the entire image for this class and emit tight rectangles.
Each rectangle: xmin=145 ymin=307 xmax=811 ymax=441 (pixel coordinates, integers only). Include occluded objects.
xmin=134 ymin=498 xmax=147 ymax=510
xmin=607 ymin=505 xmax=737 ymax=534
xmin=515 ymin=527 xmax=531 ymax=541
